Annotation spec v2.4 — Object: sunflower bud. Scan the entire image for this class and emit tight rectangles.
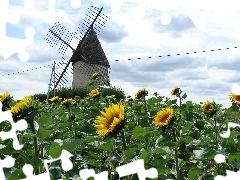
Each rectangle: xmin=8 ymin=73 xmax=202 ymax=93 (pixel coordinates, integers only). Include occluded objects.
xmin=203 ymin=100 xmax=216 ymax=117
xmin=171 ymin=86 xmax=179 ymax=96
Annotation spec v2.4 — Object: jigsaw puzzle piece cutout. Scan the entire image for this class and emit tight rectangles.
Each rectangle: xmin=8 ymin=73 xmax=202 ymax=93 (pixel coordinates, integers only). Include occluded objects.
xmin=0 ymin=26 xmax=35 ymax=62
xmin=182 ymin=0 xmax=206 ymax=29
xmin=21 ymin=149 xmax=73 ymax=180
xmin=110 ymin=0 xmax=206 ymax=29
xmin=0 ymin=102 xmax=28 ymax=150
xmin=116 ymin=159 xmax=158 ymax=180
xmin=110 ymin=0 xmax=124 ymax=14
xmin=132 ymin=0 xmax=146 ymax=21
xmin=21 ymin=164 xmax=50 ymax=180
xmin=214 ymin=120 xmax=240 ymax=179
xmin=24 ymin=0 xmax=34 ymax=11
xmin=110 ymin=0 xmax=172 ymax=25
xmin=79 ymin=169 xmax=108 ymax=180
xmin=219 ymin=122 xmax=240 ymax=138
xmin=25 ymin=0 xmax=70 ymax=21
xmin=214 ymin=154 xmax=225 ymax=164
xmin=0 ymin=156 xmax=15 ymax=180
xmin=0 ymin=0 xmax=20 ymax=38
xmin=215 ymin=170 xmax=240 ymax=180
xmin=214 ymin=154 xmax=240 ymax=179
xmin=0 ymin=0 xmax=81 ymax=62
xmin=0 ymin=0 xmax=35 ymax=62
xmin=43 ymin=149 xmax=74 ymax=171
xmin=154 ymin=0 xmax=206 ymax=28
xmin=24 ymin=0 xmax=55 ymax=13
xmin=71 ymin=0 xmax=81 ymax=8
xmin=157 ymin=0 xmax=177 ymax=25
xmin=60 ymin=149 xmax=74 ymax=171
xmin=231 ymin=83 xmax=240 ymax=95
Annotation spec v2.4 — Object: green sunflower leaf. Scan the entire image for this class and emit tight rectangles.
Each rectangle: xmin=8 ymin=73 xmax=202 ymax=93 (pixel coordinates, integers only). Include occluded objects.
xmin=97 ymin=141 xmax=113 ymax=151
xmin=62 ymin=138 xmax=83 ymax=152
xmin=188 ymin=166 xmax=201 ymax=179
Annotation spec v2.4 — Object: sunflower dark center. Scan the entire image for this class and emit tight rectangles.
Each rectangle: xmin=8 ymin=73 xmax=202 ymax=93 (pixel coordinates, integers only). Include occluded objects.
xmin=161 ymin=114 xmax=169 ymax=122
xmin=106 ymin=115 xmax=120 ymax=129
xmin=235 ymin=95 xmax=240 ymax=101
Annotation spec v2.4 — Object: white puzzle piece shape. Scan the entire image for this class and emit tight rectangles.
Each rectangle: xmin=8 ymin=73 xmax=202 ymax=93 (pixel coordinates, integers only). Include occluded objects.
xmin=0 ymin=0 xmax=35 ymax=62
xmin=21 ymin=149 xmax=73 ymax=180
xmin=214 ymin=121 xmax=240 ymax=180
xmin=0 ymin=156 xmax=15 ymax=180
xmin=0 ymin=102 xmax=28 ymax=150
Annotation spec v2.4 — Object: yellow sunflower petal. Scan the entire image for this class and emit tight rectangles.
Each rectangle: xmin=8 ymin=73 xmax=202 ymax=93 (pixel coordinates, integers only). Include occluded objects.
xmin=95 ymin=103 xmax=124 ymax=137
xmin=153 ymin=107 xmax=174 ymax=127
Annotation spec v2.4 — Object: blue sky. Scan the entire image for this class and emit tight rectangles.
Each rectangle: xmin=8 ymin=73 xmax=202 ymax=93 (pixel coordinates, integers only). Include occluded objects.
xmin=0 ymin=0 xmax=240 ymax=108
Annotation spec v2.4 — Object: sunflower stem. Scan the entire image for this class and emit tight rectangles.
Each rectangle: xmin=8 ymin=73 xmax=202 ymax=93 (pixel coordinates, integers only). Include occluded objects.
xmin=120 ymin=129 xmax=129 ymax=180
xmin=143 ymin=96 xmax=151 ymax=127
xmin=28 ymin=113 xmax=39 ymax=174
xmin=172 ymin=128 xmax=180 ymax=180
xmin=120 ymin=129 xmax=127 ymax=152
xmin=213 ymin=115 xmax=221 ymax=175
xmin=213 ymin=116 xmax=219 ymax=149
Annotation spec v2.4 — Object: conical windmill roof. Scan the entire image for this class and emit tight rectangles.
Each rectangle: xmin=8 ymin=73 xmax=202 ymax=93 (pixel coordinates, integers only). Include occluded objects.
xmin=70 ymin=27 xmax=110 ymax=67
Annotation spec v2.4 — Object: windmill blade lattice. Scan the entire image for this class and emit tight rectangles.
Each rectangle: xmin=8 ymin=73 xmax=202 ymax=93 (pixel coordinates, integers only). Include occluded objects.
xmin=58 ymin=31 xmax=75 ymax=56
xmin=77 ymin=6 xmax=110 ymax=38
xmin=44 ymin=22 xmax=67 ymax=48
xmin=54 ymin=57 xmax=73 ymax=89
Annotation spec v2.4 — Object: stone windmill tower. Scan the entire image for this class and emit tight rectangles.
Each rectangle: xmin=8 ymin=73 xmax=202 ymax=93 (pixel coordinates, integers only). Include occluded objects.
xmin=44 ymin=6 xmax=110 ymax=92
xmin=70 ymin=26 xmax=110 ymax=88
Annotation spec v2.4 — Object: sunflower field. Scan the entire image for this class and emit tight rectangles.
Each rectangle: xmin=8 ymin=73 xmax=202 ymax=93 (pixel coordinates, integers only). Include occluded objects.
xmin=1 ymin=74 xmax=240 ymax=180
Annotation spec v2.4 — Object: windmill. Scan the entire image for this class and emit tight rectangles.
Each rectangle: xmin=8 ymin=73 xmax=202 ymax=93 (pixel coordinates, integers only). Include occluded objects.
xmin=44 ymin=6 xmax=110 ymax=95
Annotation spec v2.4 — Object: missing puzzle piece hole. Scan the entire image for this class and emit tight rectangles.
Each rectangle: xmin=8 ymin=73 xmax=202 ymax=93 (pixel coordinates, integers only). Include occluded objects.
xmin=25 ymin=27 xmax=35 ymax=39
xmin=7 ymin=14 xmax=20 ymax=25
xmin=161 ymin=11 xmax=171 ymax=25
xmin=19 ymin=27 xmax=35 ymax=62
xmin=22 ymin=164 xmax=34 ymax=177
xmin=71 ymin=0 xmax=81 ymax=8
xmin=18 ymin=51 xmax=30 ymax=63
xmin=214 ymin=154 xmax=226 ymax=164
xmin=24 ymin=0 xmax=34 ymax=11
xmin=59 ymin=149 xmax=74 ymax=171
xmin=1 ymin=156 xmax=15 ymax=168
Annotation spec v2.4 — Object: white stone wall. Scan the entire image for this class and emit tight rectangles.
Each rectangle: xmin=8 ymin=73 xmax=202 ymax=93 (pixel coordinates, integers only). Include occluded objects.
xmin=72 ymin=61 xmax=109 ymax=88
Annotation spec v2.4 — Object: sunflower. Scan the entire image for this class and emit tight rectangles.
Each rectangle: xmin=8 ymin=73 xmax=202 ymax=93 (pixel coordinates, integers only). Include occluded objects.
xmin=135 ymin=88 xmax=148 ymax=99
xmin=95 ymin=103 xmax=124 ymax=137
xmin=203 ymin=100 xmax=216 ymax=116
xmin=120 ymin=99 xmax=124 ymax=105
xmin=171 ymin=86 xmax=179 ymax=95
xmin=92 ymin=72 xmax=100 ymax=80
xmin=229 ymin=92 xmax=240 ymax=106
xmin=92 ymin=72 xmax=99 ymax=78
xmin=153 ymin=107 xmax=174 ymax=127
xmin=0 ymin=92 xmax=10 ymax=103
xmin=74 ymin=96 xmax=81 ymax=102
xmin=60 ymin=98 xmax=76 ymax=106
xmin=49 ymin=96 xmax=61 ymax=102
xmin=89 ymin=89 xmax=100 ymax=98
xmin=10 ymin=96 xmax=32 ymax=116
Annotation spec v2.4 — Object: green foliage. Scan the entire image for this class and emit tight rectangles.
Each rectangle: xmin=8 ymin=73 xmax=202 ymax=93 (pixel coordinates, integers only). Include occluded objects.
xmin=33 ymin=86 xmax=125 ymax=102
xmin=1 ymin=86 xmax=240 ymax=179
